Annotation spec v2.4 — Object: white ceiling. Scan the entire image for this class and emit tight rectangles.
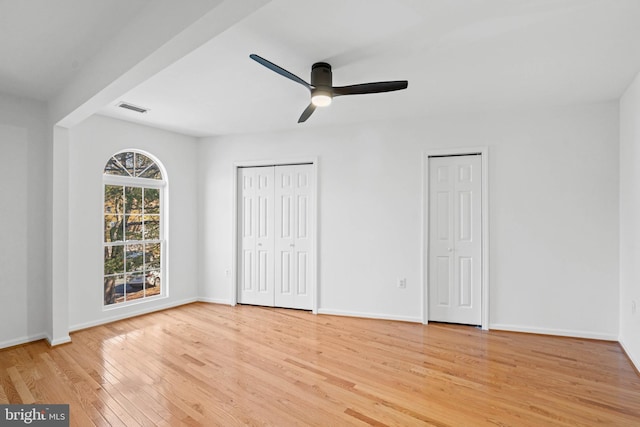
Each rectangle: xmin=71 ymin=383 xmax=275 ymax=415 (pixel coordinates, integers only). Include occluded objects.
xmin=3 ymin=0 xmax=640 ymax=136
xmin=0 ymin=0 xmax=151 ymax=100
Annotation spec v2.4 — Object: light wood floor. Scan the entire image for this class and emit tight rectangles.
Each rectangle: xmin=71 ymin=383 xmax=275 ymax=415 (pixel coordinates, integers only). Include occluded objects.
xmin=1 ymin=303 xmax=639 ymax=426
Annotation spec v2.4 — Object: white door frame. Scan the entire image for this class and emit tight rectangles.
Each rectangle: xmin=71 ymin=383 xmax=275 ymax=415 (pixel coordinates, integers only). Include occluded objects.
xmin=422 ymin=147 xmax=489 ymax=329
xmin=231 ymin=157 xmax=319 ymax=314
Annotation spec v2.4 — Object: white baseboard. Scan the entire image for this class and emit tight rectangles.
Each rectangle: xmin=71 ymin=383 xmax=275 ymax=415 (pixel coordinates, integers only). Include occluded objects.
xmin=619 ymin=338 xmax=640 ymax=373
xmin=69 ymin=297 xmax=198 ymax=332
xmin=317 ymin=308 xmax=422 ymax=323
xmin=0 ymin=333 xmax=47 ymax=350
xmin=197 ymin=297 xmax=233 ymax=305
xmin=490 ymin=323 xmax=618 ymax=341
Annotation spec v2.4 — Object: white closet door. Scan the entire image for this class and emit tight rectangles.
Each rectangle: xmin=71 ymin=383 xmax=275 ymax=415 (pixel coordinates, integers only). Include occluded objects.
xmin=428 ymin=155 xmax=482 ymax=325
xmin=274 ymin=164 xmax=313 ymax=310
xmin=238 ymin=167 xmax=275 ymax=306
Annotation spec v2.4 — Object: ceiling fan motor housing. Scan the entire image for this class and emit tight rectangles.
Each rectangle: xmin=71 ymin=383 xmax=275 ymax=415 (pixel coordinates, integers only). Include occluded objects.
xmin=311 ymin=62 xmax=332 ymax=88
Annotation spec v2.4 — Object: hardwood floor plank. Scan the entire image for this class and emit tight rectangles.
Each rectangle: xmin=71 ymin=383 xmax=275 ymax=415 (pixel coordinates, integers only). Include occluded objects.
xmin=6 ymin=366 xmax=35 ymax=404
xmin=1 ymin=303 xmax=640 ymax=426
xmin=0 ymin=383 xmax=7 ymax=403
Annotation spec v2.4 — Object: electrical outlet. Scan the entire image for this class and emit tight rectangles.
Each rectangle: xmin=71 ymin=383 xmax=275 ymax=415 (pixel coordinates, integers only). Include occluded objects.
xmin=398 ymin=278 xmax=406 ymax=289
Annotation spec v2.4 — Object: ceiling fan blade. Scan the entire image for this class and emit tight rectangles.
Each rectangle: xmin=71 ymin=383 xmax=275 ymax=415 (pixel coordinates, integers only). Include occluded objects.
xmin=333 ymin=80 xmax=408 ymax=96
xmin=298 ymin=103 xmax=316 ymax=123
xmin=250 ymin=54 xmax=312 ymax=90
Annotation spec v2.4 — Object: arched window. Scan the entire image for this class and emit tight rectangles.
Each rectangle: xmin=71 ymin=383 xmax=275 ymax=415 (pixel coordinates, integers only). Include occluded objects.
xmin=103 ymin=151 xmax=166 ymax=306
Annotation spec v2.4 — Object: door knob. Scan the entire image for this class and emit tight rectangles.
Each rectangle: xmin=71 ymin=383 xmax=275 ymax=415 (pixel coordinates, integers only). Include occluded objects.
xmin=289 ymin=244 xmax=295 ymax=247
xmin=258 ymin=243 xmax=262 ymax=246
xmin=448 ymin=248 xmax=453 ymax=252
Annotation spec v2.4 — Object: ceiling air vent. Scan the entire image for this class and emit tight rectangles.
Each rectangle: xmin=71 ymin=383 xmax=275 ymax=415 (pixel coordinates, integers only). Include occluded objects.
xmin=117 ymin=102 xmax=148 ymax=114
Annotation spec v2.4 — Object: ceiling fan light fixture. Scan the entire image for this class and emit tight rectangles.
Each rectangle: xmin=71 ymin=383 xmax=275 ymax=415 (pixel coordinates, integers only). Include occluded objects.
xmin=311 ymin=90 xmax=332 ymax=107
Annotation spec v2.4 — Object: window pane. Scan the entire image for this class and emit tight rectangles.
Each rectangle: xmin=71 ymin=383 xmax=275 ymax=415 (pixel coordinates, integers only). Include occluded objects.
xmin=125 ymin=214 xmax=143 ymax=241
xmin=126 ymin=244 xmax=145 ymax=272
xmin=145 ymin=243 xmax=161 ymax=270
xmin=144 ymin=188 xmax=160 ymax=213
xmin=104 ymin=214 xmax=123 ymax=243
xmin=104 ymin=274 xmax=124 ymax=305
xmin=105 ymin=185 xmax=123 ymax=214
xmin=145 ymin=270 xmax=161 ymax=297
xmin=139 ymin=163 xmax=162 ymax=180
xmin=104 ymin=157 xmax=129 ymax=177
xmin=125 ymin=187 xmax=142 ymax=214
xmin=115 ymin=152 xmax=135 ymax=177
xmin=135 ymin=153 xmax=154 ymax=177
xmin=143 ymin=215 xmax=159 ymax=240
xmin=125 ymin=273 xmax=145 ymax=301
xmin=104 ymin=246 xmax=124 ymax=275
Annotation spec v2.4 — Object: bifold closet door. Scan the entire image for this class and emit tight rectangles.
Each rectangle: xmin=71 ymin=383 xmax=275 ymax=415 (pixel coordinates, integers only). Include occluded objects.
xmin=238 ymin=164 xmax=313 ymax=310
xmin=238 ymin=167 xmax=275 ymax=306
xmin=274 ymin=164 xmax=312 ymax=310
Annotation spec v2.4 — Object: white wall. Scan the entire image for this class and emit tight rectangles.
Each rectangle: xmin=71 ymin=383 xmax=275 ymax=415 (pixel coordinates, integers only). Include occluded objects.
xmin=620 ymin=72 xmax=640 ymax=370
xmin=67 ymin=115 xmax=199 ymax=330
xmin=0 ymin=92 xmax=48 ymax=347
xmin=199 ymin=102 xmax=620 ymax=339
xmin=0 ymin=96 xmax=622 ymax=347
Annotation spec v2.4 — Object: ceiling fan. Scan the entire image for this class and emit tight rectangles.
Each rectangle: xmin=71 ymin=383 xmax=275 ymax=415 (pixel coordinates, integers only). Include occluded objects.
xmin=250 ymin=54 xmax=408 ymax=123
